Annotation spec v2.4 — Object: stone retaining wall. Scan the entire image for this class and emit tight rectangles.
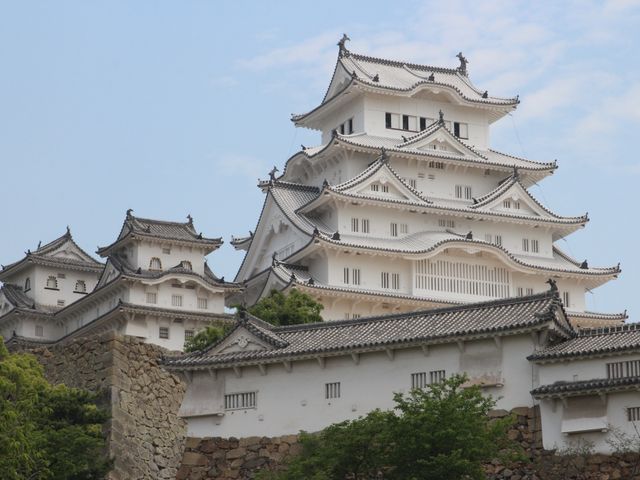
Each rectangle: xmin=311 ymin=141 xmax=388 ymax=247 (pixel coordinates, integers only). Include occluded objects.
xmin=177 ymin=406 xmax=640 ymax=480
xmin=10 ymin=332 xmax=187 ymax=480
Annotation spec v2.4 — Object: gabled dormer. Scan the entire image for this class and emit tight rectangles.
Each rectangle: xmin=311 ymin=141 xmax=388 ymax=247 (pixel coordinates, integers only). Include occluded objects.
xmin=97 ymin=210 xmax=223 ymax=276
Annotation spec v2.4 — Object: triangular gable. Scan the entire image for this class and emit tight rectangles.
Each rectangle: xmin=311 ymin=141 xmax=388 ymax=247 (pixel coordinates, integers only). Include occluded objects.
xmin=322 ymin=57 xmax=354 ymax=103
xmin=209 ymin=326 xmax=273 ymax=355
xmin=45 ymin=239 xmax=97 ymax=263
xmin=396 ymin=123 xmax=484 ymax=159
xmin=472 ymin=178 xmax=563 ymax=219
xmin=96 ymin=260 xmax=122 ymax=289
xmin=333 ymin=159 xmax=431 ymax=205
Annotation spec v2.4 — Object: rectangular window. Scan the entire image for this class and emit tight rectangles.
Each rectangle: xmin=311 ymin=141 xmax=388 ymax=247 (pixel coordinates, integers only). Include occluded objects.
xmin=325 ymin=382 xmax=341 ymax=399
xmin=438 ymin=219 xmax=455 ymax=228
xmin=352 ymin=268 xmax=361 ymax=285
xmin=430 ymin=370 xmax=446 ymax=384
xmin=522 ymin=238 xmax=530 ymax=252
xmin=453 ymin=122 xmax=469 ymax=139
xmin=381 ymin=272 xmax=390 ymax=289
xmin=347 ymin=118 xmax=353 ymax=134
xmin=159 ymin=327 xmax=170 ymax=339
xmin=405 ymin=178 xmax=417 ymax=189
xmin=361 ymin=219 xmax=370 ymax=234
xmin=224 ymin=392 xmax=257 ymax=410
xmin=381 ymin=184 xmax=389 ymax=193
xmin=495 ymin=235 xmax=502 ymax=247
xmin=414 ymin=259 xmax=510 ymax=298
xmin=35 ymin=325 xmax=44 ymax=337
xmin=391 ymin=273 xmax=400 ymax=290
xmin=390 ymin=113 xmax=401 ymax=129
xmin=400 ymin=223 xmax=409 ymax=234
xmin=526 ymin=288 xmax=534 ymax=296
xmin=351 ymin=217 xmax=359 ymax=233
xmin=428 ymin=161 xmax=444 ymax=169
xmin=411 ymin=372 xmax=428 ymax=389
xmin=184 ymin=329 xmax=194 ymax=341
xmin=390 ymin=223 xmax=398 ymax=237
xmin=419 ymin=117 xmax=427 ymax=131
xmin=503 ymin=200 xmax=511 ymax=209
xmin=485 ymin=234 xmax=493 ymax=243
xmin=628 ymin=407 xmax=640 ymax=422
xmin=562 ymin=291 xmax=570 ymax=307
xmin=407 ymin=115 xmax=417 ymax=131
xmin=455 ymin=185 xmax=472 ymax=200
xmin=428 ymin=174 xmax=436 ymax=180
xmin=146 ymin=292 xmax=157 ymax=304
xmin=607 ymin=360 xmax=640 ymax=379
xmin=385 ymin=112 xmax=392 ymax=128
xmin=516 ymin=287 xmax=524 ymax=297
xmin=352 ymin=313 xmax=361 ymax=319
xmin=162 ymin=247 xmax=171 ymax=254
xmin=197 ymin=298 xmax=208 ymax=310
xmin=57 ymin=273 xmax=66 ymax=279
xmin=532 ymin=239 xmax=539 ymax=253
xmin=417 ymin=172 xmax=426 ymax=179
xmin=402 ymin=115 xmax=409 ymax=130
xmin=171 ymin=295 xmax=183 ymax=307
xmin=57 ymin=300 xmax=65 ymax=307
xmin=343 ymin=267 xmax=349 ymax=284
xmin=370 ymin=184 xmax=380 ymax=192
xmin=514 ymin=201 xmax=521 ymax=209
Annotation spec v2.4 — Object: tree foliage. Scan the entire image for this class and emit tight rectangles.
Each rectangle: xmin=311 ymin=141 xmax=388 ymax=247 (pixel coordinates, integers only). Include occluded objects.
xmin=262 ymin=374 xmax=520 ymax=480
xmin=184 ymin=325 xmax=229 ymax=353
xmin=248 ymin=289 xmax=324 ymax=326
xmin=0 ymin=338 xmax=112 ymax=480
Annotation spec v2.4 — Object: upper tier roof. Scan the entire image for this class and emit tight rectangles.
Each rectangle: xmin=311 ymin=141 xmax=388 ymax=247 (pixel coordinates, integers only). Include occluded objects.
xmin=0 ymin=228 xmax=103 ymax=282
xmin=97 ymin=210 xmax=223 ymax=257
xmin=165 ymin=288 xmax=572 ymax=370
xmin=293 ymin=39 xmax=519 ymax=128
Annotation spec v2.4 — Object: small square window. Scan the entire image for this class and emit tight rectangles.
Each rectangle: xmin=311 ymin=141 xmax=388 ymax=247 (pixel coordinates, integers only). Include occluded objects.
xmin=184 ymin=329 xmax=195 ymax=341
xmin=159 ymin=327 xmax=170 ymax=339
xmin=197 ymin=298 xmax=208 ymax=310
xmin=146 ymin=292 xmax=157 ymax=304
xmin=325 ymin=382 xmax=341 ymax=399
xmin=35 ymin=325 xmax=44 ymax=337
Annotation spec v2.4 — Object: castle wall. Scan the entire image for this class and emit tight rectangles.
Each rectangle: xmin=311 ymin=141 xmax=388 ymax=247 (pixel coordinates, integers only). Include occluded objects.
xmin=9 ymin=332 xmax=187 ymax=480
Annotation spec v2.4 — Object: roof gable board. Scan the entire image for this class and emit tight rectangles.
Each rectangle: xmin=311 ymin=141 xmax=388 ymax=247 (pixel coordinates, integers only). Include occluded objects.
xmin=96 ymin=260 xmax=121 ymax=288
xmin=210 ymin=327 xmax=272 ymax=355
xmin=398 ymin=124 xmax=483 ymax=159
xmin=480 ymin=181 xmax=551 ymax=218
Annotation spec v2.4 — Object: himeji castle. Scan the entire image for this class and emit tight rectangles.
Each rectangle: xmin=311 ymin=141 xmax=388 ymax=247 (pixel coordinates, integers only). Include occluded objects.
xmin=232 ymin=37 xmax=624 ymax=328
xmin=0 ymin=211 xmax=239 ymax=350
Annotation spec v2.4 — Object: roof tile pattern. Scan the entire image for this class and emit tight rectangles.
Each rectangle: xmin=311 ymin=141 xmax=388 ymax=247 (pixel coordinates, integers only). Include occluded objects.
xmin=531 ymin=376 xmax=640 ymax=397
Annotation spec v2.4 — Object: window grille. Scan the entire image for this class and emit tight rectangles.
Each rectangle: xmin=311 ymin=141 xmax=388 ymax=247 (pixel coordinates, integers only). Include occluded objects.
xmin=522 ymin=238 xmax=529 ymax=252
xmin=503 ymin=200 xmax=512 ymax=209
xmin=495 ymin=235 xmax=502 ymax=246
xmin=162 ymin=247 xmax=171 ymax=254
xmin=453 ymin=122 xmax=468 ymax=139
xmin=514 ymin=201 xmax=520 ymax=209
xmin=455 ymin=185 xmax=472 ymax=200
xmin=531 ymin=240 xmax=539 ymax=253
xmin=381 ymin=272 xmax=390 ymax=289
xmin=526 ymin=288 xmax=534 ymax=295
xmin=516 ymin=287 xmax=524 ymax=297
xmin=352 ymin=269 xmax=361 ymax=285
xmin=225 ymin=392 xmax=257 ymax=410
xmin=352 ymin=313 xmax=361 ymax=319
xmin=56 ymin=300 xmax=64 ymax=307
xmin=343 ymin=267 xmax=349 ymax=284
xmin=370 ymin=184 xmax=380 ymax=192
xmin=184 ymin=330 xmax=194 ymax=341
xmin=607 ymin=360 xmax=640 ymax=379
xmin=149 ymin=257 xmax=162 ymax=270
xmin=75 ymin=280 xmax=87 ymax=293
xmin=351 ymin=218 xmax=359 ymax=232
xmin=438 ymin=219 xmax=455 ymax=228
xmin=159 ymin=327 xmax=170 ymax=339
xmin=391 ymin=273 xmax=400 ymax=290
xmin=430 ymin=370 xmax=446 ymax=384
xmin=35 ymin=325 xmax=44 ymax=337
xmin=428 ymin=161 xmax=444 ymax=169
xmin=362 ymin=219 xmax=370 ymax=234
xmin=45 ymin=276 xmax=58 ymax=290
xmin=628 ymin=407 xmax=640 ymax=422
xmin=171 ymin=295 xmax=183 ymax=307
xmin=57 ymin=273 xmax=66 ymax=279
xmin=197 ymin=298 xmax=208 ymax=309
xmin=417 ymin=172 xmax=426 ymax=179
xmin=146 ymin=292 xmax=157 ymax=304
xmin=428 ymin=174 xmax=436 ymax=180
xmin=390 ymin=223 xmax=398 ymax=237
xmin=414 ymin=259 xmax=510 ymax=298
xmin=562 ymin=291 xmax=570 ymax=308
xmin=381 ymin=185 xmax=389 ymax=193
xmin=411 ymin=372 xmax=427 ymax=389
xmin=400 ymin=224 xmax=409 ymax=234
xmin=325 ymin=382 xmax=341 ymax=399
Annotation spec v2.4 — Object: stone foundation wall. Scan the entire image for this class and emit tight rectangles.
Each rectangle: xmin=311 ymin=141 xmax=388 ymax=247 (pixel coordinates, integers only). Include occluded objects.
xmin=10 ymin=332 xmax=187 ymax=480
xmin=177 ymin=406 xmax=640 ymax=480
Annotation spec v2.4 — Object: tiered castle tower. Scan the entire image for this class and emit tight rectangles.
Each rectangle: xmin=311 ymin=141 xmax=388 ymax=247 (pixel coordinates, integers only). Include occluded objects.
xmin=232 ymin=37 xmax=624 ymax=327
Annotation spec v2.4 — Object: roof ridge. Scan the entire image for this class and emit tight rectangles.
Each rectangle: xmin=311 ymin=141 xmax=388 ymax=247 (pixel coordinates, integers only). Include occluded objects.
xmin=348 ymin=51 xmax=459 ymax=75
xmin=578 ymin=323 xmax=640 ymax=337
xmin=274 ymin=288 xmax=557 ymax=333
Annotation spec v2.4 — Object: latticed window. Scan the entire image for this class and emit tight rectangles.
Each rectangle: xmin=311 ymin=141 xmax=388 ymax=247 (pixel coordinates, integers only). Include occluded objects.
xmin=325 ymin=382 xmax=341 ymax=399
xmin=159 ymin=327 xmax=170 ymax=339
xmin=197 ymin=298 xmax=208 ymax=309
xmin=171 ymin=295 xmax=183 ymax=307
xmin=146 ymin=292 xmax=157 ymax=304
xmin=361 ymin=219 xmax=370 ymax=234
xmin=184 ymin=330 xmax=195 ymax=342
xmin=149 ymin=257 xmax=162 ymax=271
xmin=225 ymin=392 xmax=257 ymax=410
xmin=414 ymin=259 xmax=510 ymax=298
xmin=411 ymin=372 xmax=427 ymax=389
xmin=607 ymin=360 xmax=640 ymax=379
xmin=628 ymin=407 xmax=640 ymax=422
xmin=390 ymin=223 xmax=398 ymax=237
xmin=381 ymin=272 xmax=390 ymax=289
xmin=74 ymin=280 xmax=87 ymax=293
xmin=45 ymin=276 xmax=58 ymax=289
xmin=351 ymin=218 xmax=359 ymax=232
xmin=430 ymin=370 xmax=446 ymax=384
xmin=531 ymin=240 xmax=539 ymax=253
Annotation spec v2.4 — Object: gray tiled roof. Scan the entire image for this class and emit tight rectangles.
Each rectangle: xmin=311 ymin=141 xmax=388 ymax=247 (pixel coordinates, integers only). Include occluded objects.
xmin=97 ymin=212 xmax=223 ymax=255
xmin=531 ymin=376 xmax=640 ymax=398
xmin=528 ymin=323 xmax=640 ymax=362
xmin=165 ymin=289 xmax=569 ymax=369
xmin=1 ymin=284 xmax=35 ymax=309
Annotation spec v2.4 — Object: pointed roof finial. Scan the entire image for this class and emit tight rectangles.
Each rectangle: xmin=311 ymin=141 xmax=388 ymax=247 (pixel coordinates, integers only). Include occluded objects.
xmin=372 ymin=73 xmax=379 ymax=82
xmin=456 ymin=52 xmax=468 ymax=76
xmin=482 ymin=90 xmax=488 ymax=99
xmin=65 ymin=225 xmax=71 ymax=237
xmin=37 ymin=241 xmax=42 ymax=250
xmin=546 ymin=278 xmax=558 ymax=292
xmin=268 ymin=166 xmax=279 ymax=182
xmin=438 ymin=110 xmax=445 ymax=125
xmin=379 ymin=147 xmax=389 ymax=164
xmin=428 ymin=72 xmax=435 ymax=81
xmin=337 ymin=33 xmax=350 ymax=57
xmin=126 ymin=208 xmax=133 ymax=218
xmin=322 ymin=178 xmax=329 ymax=188
xmin=187 ymin=214 xmax=193 ymax=225
xmin=580 ymin=260 xmax=589 ymax=269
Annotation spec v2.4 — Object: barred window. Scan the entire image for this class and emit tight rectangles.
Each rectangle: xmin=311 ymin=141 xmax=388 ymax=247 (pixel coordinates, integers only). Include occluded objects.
xmin=57 ymin=299 xmax=65 ymax=307
xmin=325 ymin=382 xmax=341 ymax=399
xmin=531 ymin=240 xmax=539 ymax=253
xmin=351 ymin=218 xmax=359 ymax=233
xmin=197 ymin=297 xmax=208 ymax=309
xmin=361 ymin=219 xmax=370 ymax=234
xmin=159 ymin=327 xmax=170 ymax=339
xmin=390 ymin=223 xmax=398 ymax=237
xmin=162 ymin=247 xmax=171 ymax=254
xmin=381 ymin=272 xmax=390 ymax=289
xmin=430 ymin=370 xmax=446 ymax=384
xmin=391 ymin=273 xmax=400 ymax=290
xmin=225 ymin=392 xmax=257 ymax=410
xmin=628 ymin=406 xmax=640 ymax=422
xmin=562 ymin=291 xmax=570 ymax=308
xmin=607 ymin=360 xmax=640 ymax=379
xmin=522 ymin=238 xmax=530 ymax=252
xmin=149 ymin=257 xmax=162 ymax=270
xmin=146 ymin=292 xmax=157 ymax=304
xmin=171 ymin=295 xmax=183 ymax=307
xmin=184 ymin=329 xmax=195 ymax=341
xmin=411 ymin=372 xmax=428 ymax=389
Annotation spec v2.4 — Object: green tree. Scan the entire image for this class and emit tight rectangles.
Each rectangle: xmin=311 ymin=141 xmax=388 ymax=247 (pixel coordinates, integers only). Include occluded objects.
xmin=248 ymin=289 xmax=324 ymax=326
xmin=0 ymin=338 xmax=111 ymax=480
xmin=262 ymin=374 xmax=520 ymax=480
xmin=184 ymin=325 xmax=228 ymax=353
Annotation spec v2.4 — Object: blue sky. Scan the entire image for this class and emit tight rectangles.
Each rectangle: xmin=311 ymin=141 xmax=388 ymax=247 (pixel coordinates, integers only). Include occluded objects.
xmin=1 ymin=0 xmax=639 ymax=318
